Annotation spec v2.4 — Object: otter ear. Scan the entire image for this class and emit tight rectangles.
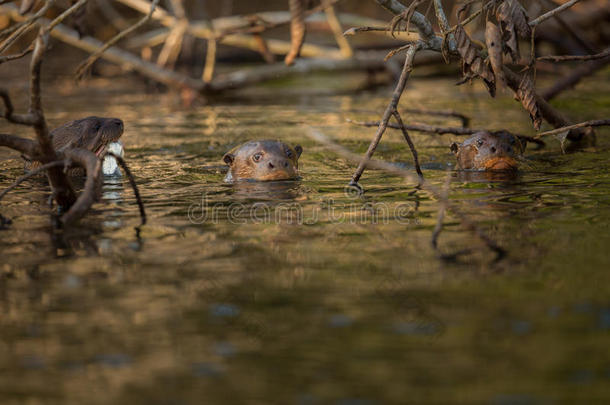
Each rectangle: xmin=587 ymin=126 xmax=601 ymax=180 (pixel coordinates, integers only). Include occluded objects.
xmin=294 ymin=145 xmax=303 ymax=159
xmin=450 ymin=143 xmax=459 ymax=154
xmin=223 ymin=153 xmax=235 ymax=166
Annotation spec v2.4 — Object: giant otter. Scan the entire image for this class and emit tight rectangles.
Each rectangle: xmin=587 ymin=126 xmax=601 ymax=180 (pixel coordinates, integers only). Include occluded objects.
xmin=223 ymin=140 xmax=303 ymax=182
xmin=25 ymin=116 xmax=124 ymax=176
xmin=450 ymin=131 xmax=524 ymax=171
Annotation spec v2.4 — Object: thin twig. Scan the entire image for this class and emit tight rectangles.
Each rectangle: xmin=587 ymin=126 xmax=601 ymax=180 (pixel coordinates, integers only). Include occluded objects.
xmin=343 ymin=26 xmax=417 ymax=35
xmin=537 ymin=49 xmax=610 ymax=62
xmin=0 ymin=161 xmax=65 ymax=203
xmin=350 ymin=42 xmax=421 ymax=186
xmin=347 ymin=119 xmax=546 ymax=147
xmin=75 ymin=0 xmax=159 ymax=80
xmin=105 ymin=152 xmax=147 ymax=226
xmin=0 ymin=43 xmax=33 ymax=64
xmin=529 ymin=0 xmax=581 ymax=27
xmin=0 ymin=0 xmax=54 ymax=54
xmin=534 ymin=119 xmax=610 ymax=139
xmin=47 ymin=0 xmax=89 ymax=32
xmin=542 ymin=56 xmax=610 ymax=101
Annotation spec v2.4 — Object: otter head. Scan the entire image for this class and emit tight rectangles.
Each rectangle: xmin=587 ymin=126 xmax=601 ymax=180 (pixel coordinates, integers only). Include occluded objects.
xmin=450 ymin=131 xmax=524 ymax=171
xmin=51 ymin=116 xmax=124 ymax=157
xmin=223 ymin=140 xmax=303 ymax=182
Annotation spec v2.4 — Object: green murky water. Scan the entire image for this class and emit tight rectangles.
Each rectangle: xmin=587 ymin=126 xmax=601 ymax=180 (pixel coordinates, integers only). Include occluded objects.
xmin=1 ymin=71 xmax=610 ymax=404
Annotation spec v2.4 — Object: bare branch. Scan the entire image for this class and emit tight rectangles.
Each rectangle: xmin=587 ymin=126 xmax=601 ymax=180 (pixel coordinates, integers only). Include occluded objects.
xmin=0 ymin=0 xmax=54 ymax=54
xmin=529 ymin=0 xmax=582 ymax=27
xmin=542 ymin=56 xmax=610 ymax=101
xmin=347 ymin=119 xmax=546 ymax=147
xmin=535 ymin=119 xmax=610 ymax=139
xmin=0 ymin=44 xmax=33 ymax=65
xmin=374 ymin=0 xmax=437 ymax=44
xmin=59 ymin=148 xmax=101 ymax=225
xmin=28 ymin=31 xmax=77 ymax=208
xmin=106 ymin=152 xmax=147 ymax=226
xmin=0 ymin=89 xmax=36 ymax=125
xmin=46 ymin=0 xmax=89 ymax=32
xmin=537 ymin=49 xmax=610 ymax=62
xmin=0 ymin=133 xmax=39 ymax=157
xmin=350 ymin=42 xmax=421 ymax=186
xmin=75 ymin=0 xmax=160 ymax=80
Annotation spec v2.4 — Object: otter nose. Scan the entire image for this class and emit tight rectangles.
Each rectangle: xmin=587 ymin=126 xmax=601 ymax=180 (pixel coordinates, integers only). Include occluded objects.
xmin=490 ymin=146 xmax=496 ymax=154
xmin=268 ymin=162 xmax=275 ymax=169
xmin=283 ymin=160 xmax=289 ymax=168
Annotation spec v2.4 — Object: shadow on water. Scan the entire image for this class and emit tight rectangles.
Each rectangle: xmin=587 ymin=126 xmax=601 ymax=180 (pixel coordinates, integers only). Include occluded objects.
xmin=0 ymin=75 xmax=610 ymax=404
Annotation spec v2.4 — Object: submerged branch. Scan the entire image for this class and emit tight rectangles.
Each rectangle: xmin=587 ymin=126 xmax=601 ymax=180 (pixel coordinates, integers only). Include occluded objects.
xmin=106 ymin=152 xmax=147 ymax=226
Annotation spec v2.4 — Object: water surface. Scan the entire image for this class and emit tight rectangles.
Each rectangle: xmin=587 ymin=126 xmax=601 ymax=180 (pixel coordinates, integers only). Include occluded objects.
xmin=1 ymin=72 xmax=609 ymax=404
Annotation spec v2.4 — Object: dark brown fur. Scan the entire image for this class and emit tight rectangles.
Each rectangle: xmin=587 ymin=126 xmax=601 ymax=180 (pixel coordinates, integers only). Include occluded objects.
xmin=450 ymin=131 xmax=525 ymax=171
xmin=223 ymin=140 xmax=303 ymax=182
xmin=51 ymin=116 xmax=124 ymax=155
xmin=24 ymin=116 xmax=124 ymax=174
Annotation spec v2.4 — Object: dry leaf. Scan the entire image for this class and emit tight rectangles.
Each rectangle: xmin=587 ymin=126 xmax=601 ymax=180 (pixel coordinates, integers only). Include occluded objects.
xmin=496 ymin=0 xmax=531 ymax=62
xmin=455 ymin=25 xmax=496 ymax=97
xmin=516 ymin=73 xmax=542 ymax=130
xmin=485 ymin=20 xmax=506 ymax=87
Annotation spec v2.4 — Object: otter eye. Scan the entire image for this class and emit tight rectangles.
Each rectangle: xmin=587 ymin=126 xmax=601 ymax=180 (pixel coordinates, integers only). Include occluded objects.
xmin=252 ymin=153 xmax=263 ymax=162
xmin=476 ymin=139 xmax=484 ymax=147
xmin=285 ymin=149 xmax=293 ymax=158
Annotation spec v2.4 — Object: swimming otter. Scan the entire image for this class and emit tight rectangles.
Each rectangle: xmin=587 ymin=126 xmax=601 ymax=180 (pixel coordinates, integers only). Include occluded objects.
xmin=25 ymin=116 xmax=124 ymax=176
xmin=450 ymin=131 xmax=524 ymax=171
xmin=223 ymin=140 xmax=303 ymax=182
xmin=51 ymin=116 xmax=124 ymax=156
